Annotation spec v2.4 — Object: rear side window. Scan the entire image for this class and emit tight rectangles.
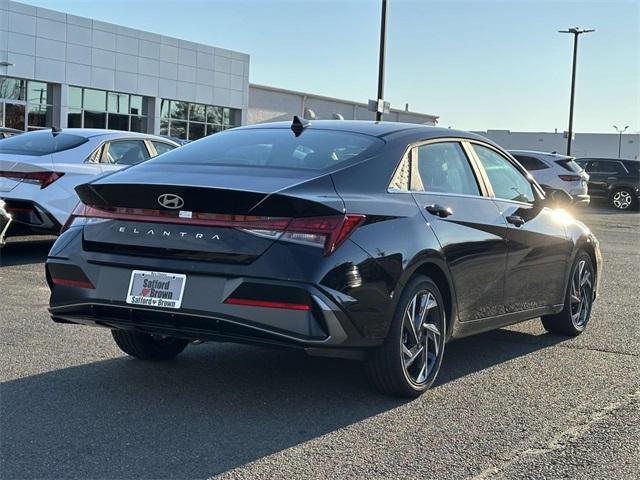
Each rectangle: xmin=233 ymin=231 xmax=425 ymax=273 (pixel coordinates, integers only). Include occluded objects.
xmin=513 ymin=155 xmax=549 ymax=171
xmin=414 ymin=142 xmax=480 ymax=196
xmin=474 ymin=145 xmax=535 ymax=203
xmin=0 ymin=131 xmax=88 ymax=156
xmin=151 ymin=141 xmax=176 ymax=156
xmin=554 ymin=158 xmax=583 ymax=173
xmin=149 ymin=128 xmax=383 ymax=171
xmin=583 ymin=160 xmax=627 ymax=174
xmin=104 ymin=140 xmax=150 ymax=165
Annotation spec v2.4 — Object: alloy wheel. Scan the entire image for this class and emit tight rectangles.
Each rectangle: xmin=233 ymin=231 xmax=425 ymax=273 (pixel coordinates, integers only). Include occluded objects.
xmin=570 ymin=259 xmax=593 ymax=327
xmin=400 ymin=290 xmax=443 ymax=386
xmin=612 ymin=190 xmax=632 ymax=210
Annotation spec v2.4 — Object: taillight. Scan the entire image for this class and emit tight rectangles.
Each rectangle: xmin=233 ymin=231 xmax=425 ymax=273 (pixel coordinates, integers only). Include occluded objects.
xmin=62 ymin=203 xmax=366 ymax=255
xmin=558 ymin=174 xmax=581 ymax=182
xmin=283 ymin=214 xmax=366 ymax=255
xmin=0 ymin=170 xmax=65 ymax=189
xmin=60 ymin=202 xmax=87 ymax=233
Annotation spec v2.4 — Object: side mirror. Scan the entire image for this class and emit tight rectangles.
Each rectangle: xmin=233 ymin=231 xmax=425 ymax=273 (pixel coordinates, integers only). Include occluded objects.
xmin=541 ymin=185 xmax=573 ymax=206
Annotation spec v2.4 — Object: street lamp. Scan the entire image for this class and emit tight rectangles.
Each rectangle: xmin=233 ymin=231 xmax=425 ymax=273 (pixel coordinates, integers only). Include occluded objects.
xmin=613 ymin=125 xmax=629 ymax=157
xmin=559 ymin=27 xmax=595 ymax=156
xmin=375 ymin=0 xmax=388 ymax=121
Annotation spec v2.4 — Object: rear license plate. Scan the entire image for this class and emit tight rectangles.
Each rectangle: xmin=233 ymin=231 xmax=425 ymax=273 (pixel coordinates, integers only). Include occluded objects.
xmin=126 ymin=270 xmax=186 ymax=309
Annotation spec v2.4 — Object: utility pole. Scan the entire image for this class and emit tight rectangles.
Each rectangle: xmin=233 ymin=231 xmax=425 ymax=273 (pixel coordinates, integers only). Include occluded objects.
xmin=613 ymin=125 xmax=629 ymax=158
xmin=375 ymin=0 xmax=388 ymax=121
xmin=559 ymin=27 xmax=595 ymax=156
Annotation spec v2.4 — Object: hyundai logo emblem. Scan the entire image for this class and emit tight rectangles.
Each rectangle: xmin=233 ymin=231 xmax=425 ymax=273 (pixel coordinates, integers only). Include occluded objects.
xmin=157 ymin=193 xmax=184 ymax=210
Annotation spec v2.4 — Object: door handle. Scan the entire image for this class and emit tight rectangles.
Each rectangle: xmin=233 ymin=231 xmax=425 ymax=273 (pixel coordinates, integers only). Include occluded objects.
xmin=506 ymin=215 xmax=525 ymax=227
xmin=425 ymin=204 xmax=453 ymax=218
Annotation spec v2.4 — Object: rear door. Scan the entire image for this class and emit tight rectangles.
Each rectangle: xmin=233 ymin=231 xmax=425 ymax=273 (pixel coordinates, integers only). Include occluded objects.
xmin=470 ymin=143 xmax=572 ymax=312
xmin=409 ymin=140 xmax=509 ymax=321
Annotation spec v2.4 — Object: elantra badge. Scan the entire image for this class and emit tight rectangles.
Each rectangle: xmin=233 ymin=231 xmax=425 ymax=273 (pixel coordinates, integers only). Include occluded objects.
xmin=158 ymin=193 xmax=184 ymax=209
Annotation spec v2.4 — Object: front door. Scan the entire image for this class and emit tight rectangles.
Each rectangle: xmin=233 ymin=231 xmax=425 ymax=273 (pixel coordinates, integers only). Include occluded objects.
xmin=471 ymin=143 xmax=572 ymax=312
xmin=410 ymin=140 xmax=509 ymax=321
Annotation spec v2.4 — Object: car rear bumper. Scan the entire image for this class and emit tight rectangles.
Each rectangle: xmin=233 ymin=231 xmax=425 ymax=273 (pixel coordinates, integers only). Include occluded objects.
xmin=2 ymin=199 xmax=62 ymax=235
xmin=46 ymin=228 xmax=384 ymax=354
xmin=572 ymin=194 xmax=590 ymax=207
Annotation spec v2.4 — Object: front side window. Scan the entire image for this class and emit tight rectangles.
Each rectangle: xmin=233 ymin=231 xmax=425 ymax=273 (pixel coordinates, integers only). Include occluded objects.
xmin=473 ymin=145 xmax=535 ymax=203
xmin=104 ymin=140 xmax=150 ymax=165
xmin=151 ymin=141 xmax=176 ymax=156
xmin=414 ymin=142 xmax=480 ymax=196
xmin=150 ymin=128 xmax=382 ymax=171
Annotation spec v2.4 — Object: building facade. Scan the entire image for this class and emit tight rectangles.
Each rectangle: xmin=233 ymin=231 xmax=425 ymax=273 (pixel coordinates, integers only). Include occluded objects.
xmin=475 ymin=129 xmax=639 ymax=160
xmin=1 ymin=1 xmax=439 ymax=141
xmin=249 ymin=84 xmax=438 ymax=125
xmin=0 ymin=0 xmax=249 ymax=139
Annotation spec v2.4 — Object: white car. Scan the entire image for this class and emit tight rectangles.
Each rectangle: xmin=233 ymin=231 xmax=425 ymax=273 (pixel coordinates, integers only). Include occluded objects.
xmin=0 ymin=129 xmax=178 ymax=236
xmin=508 ymin=150 xmax=590 ymax=206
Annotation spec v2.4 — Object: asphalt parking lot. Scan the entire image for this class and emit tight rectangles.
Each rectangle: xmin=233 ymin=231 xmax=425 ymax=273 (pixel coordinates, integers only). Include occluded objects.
xmin=0 ymin=204 xmax=638 ymax=480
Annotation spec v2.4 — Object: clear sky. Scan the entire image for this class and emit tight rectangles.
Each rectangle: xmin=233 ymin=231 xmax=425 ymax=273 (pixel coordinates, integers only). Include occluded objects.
xmin=21 ymin=0 xmax=640 ymax=133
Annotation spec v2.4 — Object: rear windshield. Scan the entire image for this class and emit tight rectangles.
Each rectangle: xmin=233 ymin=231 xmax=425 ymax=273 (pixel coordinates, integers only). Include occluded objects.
xmin=555 ymin=158 xmax=583 ymax=173
xmin=0 ymin=131 xmax=88 ymax=156
xmin=150 ymin=128 xmax=383 ymax=171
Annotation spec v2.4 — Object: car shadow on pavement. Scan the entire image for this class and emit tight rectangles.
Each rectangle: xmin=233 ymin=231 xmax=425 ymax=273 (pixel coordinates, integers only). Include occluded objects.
xmin=0 ymin=328 xmax=566 ymax=479
xmin=0 ymin=238 xmax=54 ymax=267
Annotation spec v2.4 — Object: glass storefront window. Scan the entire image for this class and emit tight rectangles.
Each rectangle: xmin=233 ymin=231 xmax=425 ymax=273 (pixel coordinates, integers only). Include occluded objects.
xmin=67 ymin=86 xmax=148 ymax=133
xmin=67 ymin=108 xmax=82 ymax=128
xmin=130 ymin=116 xmax=147 ymax=133
xmin=171 ymin=101 xmax=188 ymax=120
xmin=28 ymin=104 xmax=53 ymax=129
xmin=130 ymin=95 xmax=144 ymax=115
xmin=84 ymin=89 xmax=106 ymax=111
xmin=0 ymin=78 xmax=26 ymax=101
xmin=189 ymin=103 xmax=205 ymax=122
xmin=27 ymin=81 xmax=49 ymax=104
xmin=0 ymin=78 xmax=55 ymax=131
xmin=160 ymin=99 xmax=240 ymax=141
xmin=69 ymin=87 xmax=82 ymax=109
xmin=84 ymin=111 xmax=107 ymax=129
xmin=188 ymin=122 xmax=205 ymax=141
xmin=108 ymin=92 xmax=129 ymax=114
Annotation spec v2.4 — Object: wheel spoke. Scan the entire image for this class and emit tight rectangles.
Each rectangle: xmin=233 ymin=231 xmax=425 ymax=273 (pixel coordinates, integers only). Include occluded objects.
xmin=404 ymin=311 xmax=419 ymax=345
xmin=404 ymin=344 xmax=423 ymax=368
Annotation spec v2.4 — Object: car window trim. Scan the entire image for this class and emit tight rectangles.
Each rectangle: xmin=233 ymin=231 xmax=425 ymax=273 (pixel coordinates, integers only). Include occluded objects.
xmin=386 ymin=137 xmax=491 ymax=199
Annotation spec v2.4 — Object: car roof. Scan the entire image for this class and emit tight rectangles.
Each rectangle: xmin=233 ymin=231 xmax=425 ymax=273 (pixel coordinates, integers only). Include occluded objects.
xmin=509 ymin=149 xmax=571 ymax=159
xmin=576 ymin=157 xmax=638 ymax=162
xmin=22 ymin=128 xmax=179 ymax=145
xmin=240 ymin=119 xmax=484 ymax=141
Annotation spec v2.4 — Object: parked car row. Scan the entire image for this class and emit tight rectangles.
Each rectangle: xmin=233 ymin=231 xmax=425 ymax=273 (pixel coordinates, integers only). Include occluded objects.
xmin=509 ymin=150 xmax=639 ymax=211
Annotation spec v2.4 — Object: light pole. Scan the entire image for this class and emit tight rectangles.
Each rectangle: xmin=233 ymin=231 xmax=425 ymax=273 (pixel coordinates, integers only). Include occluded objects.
xmin=559 ymin=27 xmax=595 ymax=156
xmin=375 ymin=0 xmax=388 ymax=121
xmin=613 ymin=125 xmax=629 ymax=157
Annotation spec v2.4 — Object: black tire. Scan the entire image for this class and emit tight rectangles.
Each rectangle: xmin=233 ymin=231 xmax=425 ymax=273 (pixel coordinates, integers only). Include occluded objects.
xmin=609 ymin=187 xmax=637 ymax=211
xmin=366 ymin=275 xmax=446 ymax=398
xmin=541 ymin=251 xmax=594 ymax=336
xmin=112 ymin=330 xmax=189 ymax=361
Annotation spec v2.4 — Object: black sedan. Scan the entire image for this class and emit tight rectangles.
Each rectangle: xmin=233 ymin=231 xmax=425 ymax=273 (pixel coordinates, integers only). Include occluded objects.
xmin=46 ymin=119 xmax=602 ymax=397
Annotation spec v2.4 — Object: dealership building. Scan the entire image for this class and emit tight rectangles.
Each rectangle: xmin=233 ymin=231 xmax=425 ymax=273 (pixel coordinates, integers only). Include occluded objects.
xmin=0 ymin=0 xmax=437 ymax=140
